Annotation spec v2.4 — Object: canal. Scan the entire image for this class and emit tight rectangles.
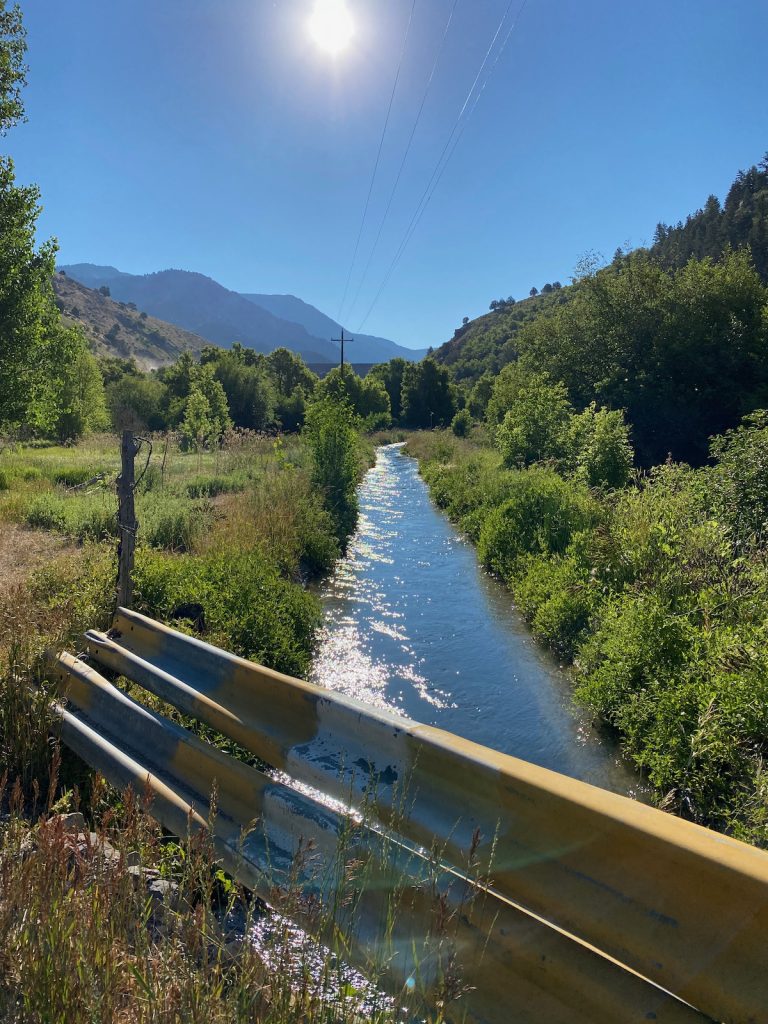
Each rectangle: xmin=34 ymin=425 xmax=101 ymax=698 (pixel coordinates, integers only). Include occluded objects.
xmin=311 ymin=443 xmax=640 ymax=797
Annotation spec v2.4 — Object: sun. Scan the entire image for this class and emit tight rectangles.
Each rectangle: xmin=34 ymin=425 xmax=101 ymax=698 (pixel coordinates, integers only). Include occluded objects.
xmin=309 ymin=0 xmax=354 ymax=56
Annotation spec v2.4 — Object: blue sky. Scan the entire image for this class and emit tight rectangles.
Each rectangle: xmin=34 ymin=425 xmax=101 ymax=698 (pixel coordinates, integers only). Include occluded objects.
xmin=9 ymin=0 xmax=768 ymax=350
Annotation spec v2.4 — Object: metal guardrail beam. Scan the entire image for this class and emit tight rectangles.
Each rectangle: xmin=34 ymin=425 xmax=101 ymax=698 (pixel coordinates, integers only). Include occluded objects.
xmin=81 ymin=608 xmax=768 ymax=1024
xmin=51 ymin=651 xmax=708 ymax=1024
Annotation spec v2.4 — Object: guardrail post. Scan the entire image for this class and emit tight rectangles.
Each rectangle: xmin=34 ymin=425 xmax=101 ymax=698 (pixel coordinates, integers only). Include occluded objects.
xmin=116 ymin=429 xmax=138 ymax=609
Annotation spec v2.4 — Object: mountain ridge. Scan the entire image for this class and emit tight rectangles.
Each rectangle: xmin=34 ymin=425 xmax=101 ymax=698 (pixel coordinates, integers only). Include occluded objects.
xmin=59 ymin=263 xmax=426 ymax=364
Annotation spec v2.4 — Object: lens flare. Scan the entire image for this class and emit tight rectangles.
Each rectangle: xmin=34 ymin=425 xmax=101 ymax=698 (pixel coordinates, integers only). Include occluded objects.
xmin=309 ymin=0 xmax=354 ymax=56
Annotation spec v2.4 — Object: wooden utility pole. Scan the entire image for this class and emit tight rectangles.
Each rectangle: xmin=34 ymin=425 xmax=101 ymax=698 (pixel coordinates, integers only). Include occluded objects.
xmin=333 ymin=328 xmax=354 ymax=374
xmin=116 ymin=430 xmax=139 ymax=610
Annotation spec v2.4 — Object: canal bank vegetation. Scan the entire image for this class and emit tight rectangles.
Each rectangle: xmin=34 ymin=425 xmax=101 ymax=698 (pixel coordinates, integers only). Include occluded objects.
xmin=408 ymin=399 xmax=768 ymax=847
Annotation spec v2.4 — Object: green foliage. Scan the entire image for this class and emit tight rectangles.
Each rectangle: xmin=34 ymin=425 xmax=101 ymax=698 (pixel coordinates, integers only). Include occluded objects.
xmin=451 ymin=408 xmax=472 ymax=437
xmin=133 ymin=548 xmax=319 ymax=677
xmin=0 ymin=2 xmax=27 ymax=135
xmin=477 ymin=467 xmax=599 ymax=579
xmin=315 ymin=366 xmax=391 ymax=428
xmin=709 ymin=410 xmax=768 ymax=544
xmin=368 ymin=357 xmax=407 ymax=422
xmin=571 ymin=403 xmax=634 ymax=489
xmin=400 ymin=358 xmax=455 ymax=428
xmin=106 ymin=372 xmax=167 ymax=432
xmin=28 ymin=326 xmax=109 ymax=441
xmin=303 ymin=397 xmax=359 ymax=544
xmin=492 ymin=367 xmax=572 ymax=467
xmin=651 ymin=155 xmax=768 ymax=282
xmin=517 ymin=249 xmax=768 ymax=465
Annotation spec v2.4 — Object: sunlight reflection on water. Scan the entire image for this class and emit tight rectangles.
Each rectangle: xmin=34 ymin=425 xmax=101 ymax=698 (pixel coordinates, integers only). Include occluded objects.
xmin=312 ymin=444 xmax=644 ymax=798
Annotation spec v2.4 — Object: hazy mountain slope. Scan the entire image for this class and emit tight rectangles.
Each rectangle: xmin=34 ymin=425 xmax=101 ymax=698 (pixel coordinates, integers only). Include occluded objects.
xmin=52 ymin=273 xmax=206 ymax=368
xmin=241 ymin=292 xmax=428 ymax=362
xmin=59 ymin=265 xmax=339 ymax=361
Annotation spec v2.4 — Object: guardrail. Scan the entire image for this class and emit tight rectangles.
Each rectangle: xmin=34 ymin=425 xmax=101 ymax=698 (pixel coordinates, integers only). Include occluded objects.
xmin=51 ymin=608 xmax=768 ymax=1023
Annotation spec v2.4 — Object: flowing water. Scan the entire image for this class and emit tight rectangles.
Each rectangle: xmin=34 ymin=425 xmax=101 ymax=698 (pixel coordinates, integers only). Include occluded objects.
xmin=312 ymin=443 xmax=641 ymax=796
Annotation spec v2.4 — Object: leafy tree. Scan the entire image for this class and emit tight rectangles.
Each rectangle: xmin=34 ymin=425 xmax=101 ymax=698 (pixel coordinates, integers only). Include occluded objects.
xmin=369 ymin=357 xmax=407 ymax=422
xmin=400 ymin=358 xmax=455 ymax=428
xmin=98 ymin=285 xmax=110 ymax=297
xmin=28 ymin=325 xmax=109 ymax=441
xmin=107 ymin=373 xmax=168 ymax=432
xmin=467 ymin=372 xmax=494 ymax=419
xmin=0 ymin=2 xmax=26 ymax=134
xmin=494 ymin=370 xmax=573 ymax=468
xmin=529 ymin=287 xmax=538 ymax=297
xmin=570 ymin=403 xmax=634 ymax=488
xmin=303 ymin=397 xmax=359 ymax=543
xmin=0 ymin=158 xmax=56 ymax=428
xmin=210 ymin=348 xmax=275 ymax=430
xmin=315 ymin=366 xmax=390 ymax=427
xmin=518 ymin=249 xmax=768 ymax=464
xmin=266 ymin=347 xmax=316 ymax=396
xmin=180 ymin=385 xmax=214 ymax=452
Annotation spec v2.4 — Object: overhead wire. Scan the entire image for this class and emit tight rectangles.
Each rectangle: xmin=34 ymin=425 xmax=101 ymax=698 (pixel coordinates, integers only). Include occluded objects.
xmin=336 ymin=0 xmax=418 ymax=324
xmin=356 ymin=0 xmax=528 ymax=333
xmin=343 ymin=0 xmax=461 ymax=325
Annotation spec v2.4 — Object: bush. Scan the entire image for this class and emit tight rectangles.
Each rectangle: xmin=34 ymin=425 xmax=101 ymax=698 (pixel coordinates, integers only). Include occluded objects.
xmin=0 ymin=468 xmax=11 ymax=491
xmin=25 ymin=492 xmax=117 ymax=541
xmin=303 ymin=398 xmax=359 ymax=544
xmin=451 ymin=409 xmax=472 ymax=438
xmin=477 ymin=467 xmax=599 ymax=580
xmin=515 ymin=550 xmax=599 ymax=659
xmin=133 ymin=548 xmax=320 ymax=677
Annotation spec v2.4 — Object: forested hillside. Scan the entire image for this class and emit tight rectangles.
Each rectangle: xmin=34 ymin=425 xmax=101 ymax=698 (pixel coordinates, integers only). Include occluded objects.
xmin=433 ymin=155 xmax=768 ymax=466
xmin=650 ymin=156 xmax=768 ymax=280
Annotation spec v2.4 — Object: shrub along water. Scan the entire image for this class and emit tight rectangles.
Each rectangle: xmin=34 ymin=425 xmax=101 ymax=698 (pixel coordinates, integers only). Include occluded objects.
xmin=408 ymin=417 xmax=768 ymax=848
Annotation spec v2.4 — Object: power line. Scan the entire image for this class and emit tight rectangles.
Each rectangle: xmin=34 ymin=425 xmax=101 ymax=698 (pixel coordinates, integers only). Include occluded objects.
xmin=336 ymin=0 xmax=418 ymax=323
xmin=343 ymin=0 xmax=461 ymax=324
xmin=356 ymin=0 xmax=528 ymax=333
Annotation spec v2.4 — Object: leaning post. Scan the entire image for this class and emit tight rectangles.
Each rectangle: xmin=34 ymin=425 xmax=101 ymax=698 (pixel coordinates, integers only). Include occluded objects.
xmin=116 ymin=430 xmax=138 ymax=610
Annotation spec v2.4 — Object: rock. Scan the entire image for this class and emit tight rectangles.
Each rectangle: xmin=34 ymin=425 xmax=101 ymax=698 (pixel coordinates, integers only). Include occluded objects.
xmin=52 ymin=812 xmax=86 ymax=833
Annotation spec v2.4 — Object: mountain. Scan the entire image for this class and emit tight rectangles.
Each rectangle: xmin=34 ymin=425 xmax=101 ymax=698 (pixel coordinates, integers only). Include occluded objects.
xmin=58 ymin=265 xmax=335 ymax=362
xmin=52 ymin=272 xmax=207 ymax=368
xmin=58 ymin=264 xmax=424 ymax=365
xmin=241 ymin=293 xmax=429 ymax=362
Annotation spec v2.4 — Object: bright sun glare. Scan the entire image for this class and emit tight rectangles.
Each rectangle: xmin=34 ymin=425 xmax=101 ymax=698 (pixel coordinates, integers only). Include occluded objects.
xmin=309 ymin=0 xmax=354 ymax=56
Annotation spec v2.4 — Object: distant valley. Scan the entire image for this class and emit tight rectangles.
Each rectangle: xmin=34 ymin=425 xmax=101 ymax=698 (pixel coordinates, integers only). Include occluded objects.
xmin=57 ymin=263 xmax=427 ymax=367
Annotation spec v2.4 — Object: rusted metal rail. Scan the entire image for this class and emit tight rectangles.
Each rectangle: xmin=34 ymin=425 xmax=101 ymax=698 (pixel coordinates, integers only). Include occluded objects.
xmin=52 ymin=608 xmax=768 ymax=1024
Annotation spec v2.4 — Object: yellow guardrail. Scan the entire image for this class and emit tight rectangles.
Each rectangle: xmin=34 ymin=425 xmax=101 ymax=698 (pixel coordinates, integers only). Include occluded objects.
xmin=50 ymin=607 xmax=768 ymax=1023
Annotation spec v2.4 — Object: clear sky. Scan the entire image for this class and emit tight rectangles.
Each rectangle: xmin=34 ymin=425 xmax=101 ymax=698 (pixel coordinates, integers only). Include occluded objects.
xmin=8 ymin=0 xmax=768 ymax=350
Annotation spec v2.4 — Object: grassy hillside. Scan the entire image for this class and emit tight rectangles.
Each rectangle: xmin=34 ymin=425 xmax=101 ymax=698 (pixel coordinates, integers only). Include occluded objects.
xmin=432 ymin=289 xmax=569 ymax=381
xmin=52 ymin=273 xmax=206 ymax=369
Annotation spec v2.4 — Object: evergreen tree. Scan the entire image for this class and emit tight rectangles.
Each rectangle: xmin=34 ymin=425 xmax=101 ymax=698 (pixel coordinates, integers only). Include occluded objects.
xmin=400 ymin=358 xmax=455 ymax=428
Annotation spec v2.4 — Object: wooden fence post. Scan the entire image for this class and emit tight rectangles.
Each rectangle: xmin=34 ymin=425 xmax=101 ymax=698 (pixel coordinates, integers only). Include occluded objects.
xmin=116 ymin=430 xmax=138 ymax=610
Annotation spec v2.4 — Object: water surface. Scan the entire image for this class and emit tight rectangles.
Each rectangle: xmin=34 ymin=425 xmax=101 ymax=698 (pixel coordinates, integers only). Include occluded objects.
xmin=312 ymin=443 xmax=640 ymax=796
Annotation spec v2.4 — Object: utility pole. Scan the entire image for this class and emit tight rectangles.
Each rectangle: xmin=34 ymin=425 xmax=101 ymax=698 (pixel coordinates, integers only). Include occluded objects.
xmin=333 ymin=328 xmax=354 ymax=375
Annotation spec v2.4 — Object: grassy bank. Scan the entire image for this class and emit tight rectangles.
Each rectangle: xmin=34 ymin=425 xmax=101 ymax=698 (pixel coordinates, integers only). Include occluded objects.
xmin=1 ymin=427 xmax=455 ymax=1021
xmin=406 ymin=426 xmax=768 ymax=848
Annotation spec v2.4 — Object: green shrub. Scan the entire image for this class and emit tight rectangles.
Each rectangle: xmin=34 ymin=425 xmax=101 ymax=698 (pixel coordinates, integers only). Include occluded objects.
xmin=451 ymin=409 xmax=472 ymax=437
xmin=24 ymin=492 xmax=117 ymax=541
xmin=515 ymin=550 xmax=599 ymax=659
xmin=133 ymin=548 xmax=320 ymax=677
xmin=0 ymin=468 xmax=11 ymax=491
xmin=477 ymin=467 xmax=599 ymax=580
